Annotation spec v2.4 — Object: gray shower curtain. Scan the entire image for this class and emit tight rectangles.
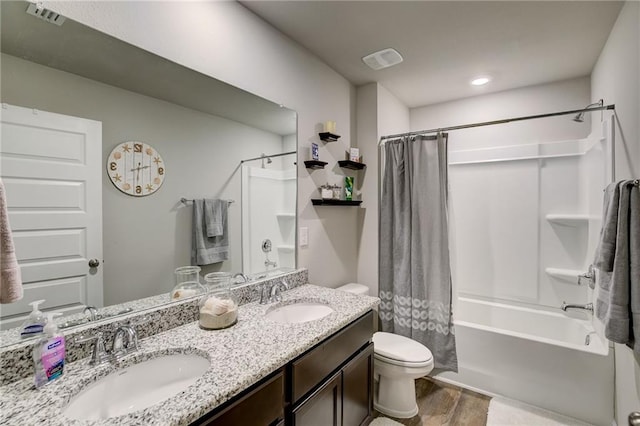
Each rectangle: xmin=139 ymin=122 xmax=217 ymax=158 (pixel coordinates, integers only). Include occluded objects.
xmin=379 ymin=133 xmax=457 ymax=373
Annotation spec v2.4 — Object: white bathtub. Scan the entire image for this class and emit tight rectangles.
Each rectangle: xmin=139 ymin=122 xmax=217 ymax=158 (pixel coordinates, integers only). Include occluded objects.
xmin=437 ymin=297 xmax=615 ymax=426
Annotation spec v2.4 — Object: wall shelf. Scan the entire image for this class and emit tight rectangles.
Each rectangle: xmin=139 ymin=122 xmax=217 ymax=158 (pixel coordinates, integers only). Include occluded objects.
xmin=545 ymin=267 xmax=581 ymax=285
xmin=545 ymin=214 xmax=590 ymax=226
xmin=304 ymin=160 xmax=328 ymax=170
xmin=338 ymin=160 xmax=366 ymax=170
xmin=319 ymin=132 xmax=340 ymax=142
xmin=312 ymin=199 xmax=362 ymax=206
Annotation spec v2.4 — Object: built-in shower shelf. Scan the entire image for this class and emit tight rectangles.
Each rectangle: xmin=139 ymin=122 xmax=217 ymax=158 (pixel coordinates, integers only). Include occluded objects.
xmin=545 ymin=268 xmax=581 ymax=284
xmin=545 ymin=214 xmax=590 ymax=226
xmin=276 ymin=213 xmax=295 ymax=219
xmin=277 ymin=245 xmax=295 ymax=252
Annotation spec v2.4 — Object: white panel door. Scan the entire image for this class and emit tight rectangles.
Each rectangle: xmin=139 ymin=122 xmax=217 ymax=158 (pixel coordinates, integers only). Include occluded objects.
xmin=0 ymin=104 xmax=102 ymax=329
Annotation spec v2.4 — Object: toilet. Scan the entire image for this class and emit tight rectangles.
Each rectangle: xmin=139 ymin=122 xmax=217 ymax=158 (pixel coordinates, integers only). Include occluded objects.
xmin=336 ymin=283 xmax=434 ymax=418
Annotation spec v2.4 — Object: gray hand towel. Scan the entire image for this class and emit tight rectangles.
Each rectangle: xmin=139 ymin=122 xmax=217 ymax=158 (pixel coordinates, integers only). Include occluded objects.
xmin=204 ymin=199 xmax=224 ymax=237
xmin=191 ymin=199 xmax=229 ymax=266
xmin=594 ymin=181 xmax=621 ymax=272
xmin=595 ymin=180 xmax=640 ymax=352
xmin=629 ymin=183 xmax=640 ymax=352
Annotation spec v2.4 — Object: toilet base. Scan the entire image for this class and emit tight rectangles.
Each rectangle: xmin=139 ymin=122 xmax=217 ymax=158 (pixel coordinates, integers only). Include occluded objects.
xmin=374 ymin=375 xmax=419 ymax=419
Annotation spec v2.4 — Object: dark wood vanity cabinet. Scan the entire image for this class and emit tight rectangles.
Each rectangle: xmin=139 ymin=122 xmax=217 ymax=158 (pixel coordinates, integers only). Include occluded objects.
xmin=292 ymin=370 xmax=343 ymax=426
xmin=192 ymin=310 xmax=374 ymax=426
xmin=291 ymin=342 xmax=374 ymax=426
xmin=193 ymin=370 xmax=285 ymax=426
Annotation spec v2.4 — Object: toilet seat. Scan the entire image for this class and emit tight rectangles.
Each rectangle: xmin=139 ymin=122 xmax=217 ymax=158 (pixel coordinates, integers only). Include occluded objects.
xmin=372 ymin=332 xmax=433 ymax=366
xmin=374 ymin=352 xmax=433 ymax=369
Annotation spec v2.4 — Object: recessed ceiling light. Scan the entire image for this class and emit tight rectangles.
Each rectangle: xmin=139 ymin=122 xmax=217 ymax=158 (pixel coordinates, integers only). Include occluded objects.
xmin=471 ymin=77 xmax=491 ymax=86
xmin=362 ymin=48 xmax=403 ymax=71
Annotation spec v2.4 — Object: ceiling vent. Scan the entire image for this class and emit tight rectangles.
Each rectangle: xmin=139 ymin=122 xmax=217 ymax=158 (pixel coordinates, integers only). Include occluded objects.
xmin=362 ymin=48 xmax=403 ymax=71
xmin=26 ymin=3 xmax=66 ymax=26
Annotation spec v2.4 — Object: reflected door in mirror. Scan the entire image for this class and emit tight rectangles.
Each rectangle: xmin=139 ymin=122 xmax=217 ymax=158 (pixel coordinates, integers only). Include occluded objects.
xmin=0 ymin=104 xmax=103 ymax=329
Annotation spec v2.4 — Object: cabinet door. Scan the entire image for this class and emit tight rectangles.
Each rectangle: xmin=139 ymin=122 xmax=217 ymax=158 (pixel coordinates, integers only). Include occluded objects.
xmin=292 ymin=371 xmax=342 ymax=426
xmin=291 ymin=311 xmax=373 ymax=403
xmin=194 ymin=370 xmax=284 ymax=426
xmin=342 ymin=343 xmax=374 ymax=426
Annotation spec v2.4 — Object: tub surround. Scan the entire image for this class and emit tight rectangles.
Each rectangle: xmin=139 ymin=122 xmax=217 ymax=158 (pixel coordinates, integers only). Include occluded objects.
xmin=0 ymin=269 xmax=309 ymax=386
xmin=0 ymin=284 xmax=379 ymax=425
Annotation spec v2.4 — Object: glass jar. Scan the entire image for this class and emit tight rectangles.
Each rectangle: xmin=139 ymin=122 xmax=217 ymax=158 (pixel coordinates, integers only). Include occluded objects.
xmin=332 ymin=184 xmax=342 ymax=200
xmin=199 ymin=272 xmax=237 ymax=329
xmin=171 ymin=266 xmax=206 ymax=301
xmin=320 ymin=184 xmax=333 ymax=199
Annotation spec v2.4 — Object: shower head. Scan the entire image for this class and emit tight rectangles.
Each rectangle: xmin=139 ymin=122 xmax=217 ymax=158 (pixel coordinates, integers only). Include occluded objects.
xmin=260 ymin=154 xmax=273 ymax=168
xmin=572 ymin=100 xmax=604 ymax=122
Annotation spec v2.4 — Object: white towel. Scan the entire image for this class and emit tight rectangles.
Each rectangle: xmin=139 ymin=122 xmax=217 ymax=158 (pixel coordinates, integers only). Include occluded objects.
xmin=594 ymin=180 xmax=640 ymax=352
xmin=0 ymin=179 xmax=23 ymax=303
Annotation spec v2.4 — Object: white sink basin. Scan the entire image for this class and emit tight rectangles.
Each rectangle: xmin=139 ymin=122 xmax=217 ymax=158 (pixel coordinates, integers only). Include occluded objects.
xmin=63 ymin=353 xmax=210 ymax=420
xmin=265 ymin=300 xmax=334 ymax=324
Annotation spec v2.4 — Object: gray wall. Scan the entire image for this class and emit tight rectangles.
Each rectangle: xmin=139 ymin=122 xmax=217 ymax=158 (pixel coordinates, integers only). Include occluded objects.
xmin=1 ymin=53 xmax=284 ymax=305
xmin=47 ymin=1 xmax=359 ymax=289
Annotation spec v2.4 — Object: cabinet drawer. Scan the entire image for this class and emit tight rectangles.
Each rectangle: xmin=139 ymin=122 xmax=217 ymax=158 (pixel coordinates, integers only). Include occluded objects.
xmin=194 ymin=370 xmax=284 ymax=426
xmin=291 ymin=311 xmax=373 ymax=403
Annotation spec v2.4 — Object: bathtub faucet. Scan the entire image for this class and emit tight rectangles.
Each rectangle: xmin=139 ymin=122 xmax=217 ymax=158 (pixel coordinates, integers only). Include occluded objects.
xmin=561 ymin=301 xmax=594 ymax=313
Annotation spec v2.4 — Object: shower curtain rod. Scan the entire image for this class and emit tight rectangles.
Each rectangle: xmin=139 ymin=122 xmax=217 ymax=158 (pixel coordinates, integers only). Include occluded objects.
xmin=240 ymin=150 xmax=296 ymax=163
xmin=379 ymin=104 xmax=615 ymax=143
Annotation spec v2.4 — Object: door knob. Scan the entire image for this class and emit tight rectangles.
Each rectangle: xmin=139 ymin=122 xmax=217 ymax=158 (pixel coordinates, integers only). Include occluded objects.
xmin=88 ymin=259 xmax=100 ymax=268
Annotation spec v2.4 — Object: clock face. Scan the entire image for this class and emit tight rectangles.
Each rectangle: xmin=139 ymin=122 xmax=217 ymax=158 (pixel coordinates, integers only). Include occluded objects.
xmin=107 ymin=141 xmax=165 ymax=197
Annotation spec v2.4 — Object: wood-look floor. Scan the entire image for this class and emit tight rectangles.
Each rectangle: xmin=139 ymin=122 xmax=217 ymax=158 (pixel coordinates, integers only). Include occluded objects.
xmin=372 ymin=377 xmax=491 ymax=426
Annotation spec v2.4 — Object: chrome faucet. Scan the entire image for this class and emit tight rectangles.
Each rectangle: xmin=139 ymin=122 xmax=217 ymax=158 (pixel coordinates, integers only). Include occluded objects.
xmin=260 ymin=279 xmax=289 ymax=304
xmin=561 ymin=301 xmax=594 ymax=313
xmin=83 ymin=306 xmax=99 ymax=321
xmin=74 ymin=319 xmax=147 ymax=366
xmin=112 ymin=324 xmax=139 ymax=359
xmin=270 ymin=280 xmax=289 ymax=303
xmin=74 ymin=332 xmax=112 ymax=366
xmin=264 ymin=259 xmax=277 ymax=269
xmin=233 ymin=272 xmax=249 ymax=284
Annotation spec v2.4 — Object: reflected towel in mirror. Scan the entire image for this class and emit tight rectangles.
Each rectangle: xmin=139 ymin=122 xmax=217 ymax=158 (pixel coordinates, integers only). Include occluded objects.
xmin=191 ymin=199 xmax=229 ymax=265
xmin=0 ymin=180 xmax=23 ymax=303
xmin=204 ymin=199 xmax=224 ymax=237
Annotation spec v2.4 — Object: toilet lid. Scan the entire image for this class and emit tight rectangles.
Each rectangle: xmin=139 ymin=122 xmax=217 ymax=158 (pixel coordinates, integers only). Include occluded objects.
xmin=372 ymin=332 xmax=433 ymax=364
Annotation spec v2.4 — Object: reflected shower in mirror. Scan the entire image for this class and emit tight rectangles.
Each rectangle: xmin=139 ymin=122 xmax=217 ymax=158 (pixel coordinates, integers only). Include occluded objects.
xmin=241 ymin=151 xmax=297 ymax=277
xmin=0 ymin=0 xmax=297 ymax=344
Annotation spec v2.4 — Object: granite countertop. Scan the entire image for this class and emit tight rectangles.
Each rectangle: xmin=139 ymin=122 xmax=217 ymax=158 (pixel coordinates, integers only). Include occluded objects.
xmin=0 ymin=284 xmax=379 ymax=426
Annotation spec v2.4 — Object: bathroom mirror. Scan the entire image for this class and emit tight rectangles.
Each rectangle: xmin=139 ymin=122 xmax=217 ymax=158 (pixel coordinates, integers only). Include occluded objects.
xmin=0 ymin=1 xmax=297 ymax=342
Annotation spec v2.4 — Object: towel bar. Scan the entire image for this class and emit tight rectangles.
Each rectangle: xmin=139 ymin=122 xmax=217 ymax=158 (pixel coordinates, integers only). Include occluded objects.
xmin=602 ymin=179 xmax=639 ymax=191
xmin=180 ymin=198 xmax=234 ymax=204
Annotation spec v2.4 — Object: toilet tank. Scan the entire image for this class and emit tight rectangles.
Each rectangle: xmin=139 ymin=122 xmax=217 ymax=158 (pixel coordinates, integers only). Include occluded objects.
xmin=336 ymin=283 xmax=369 ymax=296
